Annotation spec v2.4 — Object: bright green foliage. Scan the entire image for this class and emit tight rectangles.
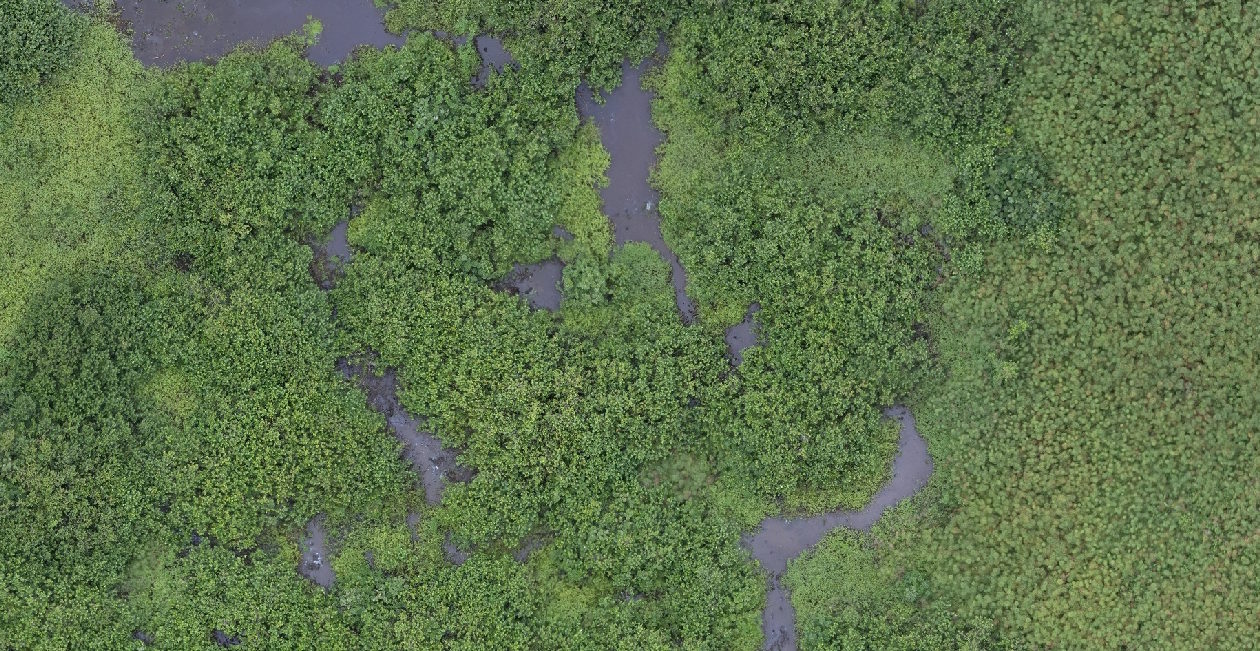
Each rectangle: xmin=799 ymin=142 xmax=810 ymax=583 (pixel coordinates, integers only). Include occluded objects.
xmin=785 ymin=522 xmax=1009 ymax=650
xmin=790 ymin=2 xmax=1260 ymax=648
xmin=0 ymin=21 xmax=145 ymax=341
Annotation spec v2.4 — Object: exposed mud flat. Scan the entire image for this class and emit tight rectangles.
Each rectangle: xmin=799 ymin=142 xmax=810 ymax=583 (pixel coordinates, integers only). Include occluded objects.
xmin=725 ymin=303 xmax=761 ymax=366
xmin=338 ymin=357 xmax=471 ymax=505
xmin=512 ymin=531 xmax=552 ymax=563
xmin=495 ymin=259 xmax=565 ymax=311
xmin=298 ymin=516 xmax=335 ymax=588
xmin=746 ymin=406 xmax=933 ymax=651
xmin=577 ymin=44 xmax=696 ymax=323
xmin=443 ymin=533 xmax=469 ymax=566
xmin=109 ymin=0 xmax=404 ymax=67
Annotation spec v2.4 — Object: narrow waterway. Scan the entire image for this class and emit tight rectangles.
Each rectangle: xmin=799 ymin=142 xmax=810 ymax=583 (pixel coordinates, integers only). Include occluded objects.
xmin=745 ymin=406 xmax=933 ymax=651
xmin=576 ymin=45 xmax=697 ymax=323
xmin=300 ymin=216 xmax=471 ymax=587
xmin=337 ymin=357 xmax=471 ymax=507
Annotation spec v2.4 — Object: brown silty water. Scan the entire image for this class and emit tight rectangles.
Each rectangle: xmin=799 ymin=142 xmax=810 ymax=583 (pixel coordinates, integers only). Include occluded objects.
xmin=745 ymin=406 xmax=933 ymax=651
xmin=111 ymin=0 xmax=405 ymax=67
xmin=576 ymin=44 xmax=696 ymax=324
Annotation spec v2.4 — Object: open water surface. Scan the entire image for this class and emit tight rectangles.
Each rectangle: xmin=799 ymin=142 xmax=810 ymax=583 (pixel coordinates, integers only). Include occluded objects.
xmin=496 ymin=259 xmax=565 ymax=311
xmin=298 ymin=516 xmax=334 ymax=588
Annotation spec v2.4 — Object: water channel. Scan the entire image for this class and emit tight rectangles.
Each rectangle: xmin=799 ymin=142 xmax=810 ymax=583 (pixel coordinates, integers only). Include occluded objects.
xmin=99 ymin=10 xmax=935 ymax=643
xmin=576 ymin=44 xmax=697 ymax=324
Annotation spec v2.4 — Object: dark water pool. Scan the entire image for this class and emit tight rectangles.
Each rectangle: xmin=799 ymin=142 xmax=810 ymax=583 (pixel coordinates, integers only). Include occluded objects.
xmin=725 ymin=302 xmax=761 ymax=366
xmin=496 ymin=259 xmax=565 ymax=311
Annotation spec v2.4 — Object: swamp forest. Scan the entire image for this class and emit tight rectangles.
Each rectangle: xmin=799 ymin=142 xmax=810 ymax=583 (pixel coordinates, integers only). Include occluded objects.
xmin=1 ymin=0 xmax=1257 ymax=649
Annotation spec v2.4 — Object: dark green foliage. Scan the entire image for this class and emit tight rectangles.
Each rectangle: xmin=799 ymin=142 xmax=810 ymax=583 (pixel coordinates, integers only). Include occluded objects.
xmin=385 ymin=0 xmax=687 ymax=91
xmin=789 ymin=1 xmax=1260 ymax=648
xmin=0 ymin=0 xmax=85 ymax=108
xmin=651 ymin=0 xmax=1042 ymax=509
xmin=1 ymin=19 xmax=408 ymax=647
xmin=320 ymin=34 xmax=576 ymax=278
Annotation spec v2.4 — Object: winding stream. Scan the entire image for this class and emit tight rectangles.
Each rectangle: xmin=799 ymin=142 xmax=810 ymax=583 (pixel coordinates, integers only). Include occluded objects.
xmin=746 ymin=406 xmax=933 ymax=650
xmin=301 ymin=213 xmax=472 ymax=587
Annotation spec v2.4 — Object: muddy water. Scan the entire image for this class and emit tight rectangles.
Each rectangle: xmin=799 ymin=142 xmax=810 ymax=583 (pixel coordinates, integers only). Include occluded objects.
xmin=338 ymin=357 xmax=470 ymax=505
xmin=747 ymin=406 xmax=933 ymax=651
xmin=309 ymin=219 xmax=351 ymax=290
xmin=298 ymin=516 xmax=335 ymax=588
xmin=473 ymin=35 xmax=516 ymax=88
xmin=577 ymin=45 xmax=696 ymax=323
xmin=110 ymin=0 xmax=404 ymax=67
xmin=443 ymin=533 xmax=469 ymax=566
xmin=725 ymin=303 xmax=761 ymax=366
xmin=496 ymin=259 xmax=564 ymax=311
xmin=211 ymin=630 xmax=241 ymax=647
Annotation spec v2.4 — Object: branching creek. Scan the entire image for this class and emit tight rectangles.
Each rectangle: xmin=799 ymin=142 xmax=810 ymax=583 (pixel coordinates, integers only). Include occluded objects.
xmin=102 ymin=6 xmax=937 ymax=646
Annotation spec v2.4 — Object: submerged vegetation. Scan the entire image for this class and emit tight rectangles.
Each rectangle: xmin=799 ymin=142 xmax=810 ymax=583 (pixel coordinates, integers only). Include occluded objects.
xmin=1 ymin=0 xmax=1255 ymax=648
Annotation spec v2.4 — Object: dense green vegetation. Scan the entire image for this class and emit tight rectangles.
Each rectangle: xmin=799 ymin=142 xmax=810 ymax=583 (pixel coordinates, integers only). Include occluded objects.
xmin=0 ymin=0 xmax=85 ymax=112
xmin=786 ymin=2 xmax=1260 ymax=649
xmin=651 ymin=0 xmax=1055 ymax=512
xmin=1 ymin=0 xmax=1255 ymax=648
